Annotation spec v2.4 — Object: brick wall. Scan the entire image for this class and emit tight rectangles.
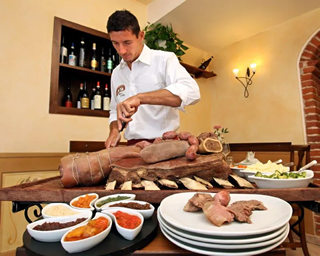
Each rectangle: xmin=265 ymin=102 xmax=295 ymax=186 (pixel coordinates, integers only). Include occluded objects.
xmin=299 ymin=29 xmax=320 ymax=237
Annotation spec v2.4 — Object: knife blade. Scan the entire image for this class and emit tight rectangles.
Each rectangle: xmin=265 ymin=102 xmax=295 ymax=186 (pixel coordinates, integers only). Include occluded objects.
xmin=113 ymin=121 xmax=126 ymax=147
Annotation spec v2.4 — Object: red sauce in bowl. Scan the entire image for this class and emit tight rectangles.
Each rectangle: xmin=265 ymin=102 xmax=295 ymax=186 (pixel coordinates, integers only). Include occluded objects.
xmin=113 ymin=211 xmax=142 ymax=229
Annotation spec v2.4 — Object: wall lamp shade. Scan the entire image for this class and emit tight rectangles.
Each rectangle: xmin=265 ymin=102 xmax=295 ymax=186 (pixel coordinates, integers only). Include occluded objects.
xmin=233 ymin=63 xmax=256 ymax=98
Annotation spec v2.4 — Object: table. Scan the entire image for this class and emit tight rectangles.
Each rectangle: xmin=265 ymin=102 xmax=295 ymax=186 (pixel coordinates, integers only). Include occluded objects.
xmin=1 ymin=176 xmax=319 ymax=256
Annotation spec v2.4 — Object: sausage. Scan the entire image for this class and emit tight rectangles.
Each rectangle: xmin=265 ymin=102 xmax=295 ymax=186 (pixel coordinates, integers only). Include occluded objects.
xmin=178 ymin=132 xmax=192 ymax=140
xmin=140 ymin=140 xmax=190 ymax=163
xmin=188 ymin=135 xmax=199 ymax=146
xmin=153 ymin=137 xmax=164 ymax=144
xmin=135 ymin=140 xmax=152 ymax=149
xmin=162 ymin=131 xmax=178 ymax=140
xmin=214 ymin=191 xmax=230 ymax=207
xmin=185 ymin=145 xmax=199 ymax=160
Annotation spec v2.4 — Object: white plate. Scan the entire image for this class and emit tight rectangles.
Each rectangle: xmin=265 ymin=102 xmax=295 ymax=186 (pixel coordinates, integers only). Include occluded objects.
xmin=249 ymin=170 xmax=314 ymax=189
xmin=160 ymin=221 xmax=289 ymax=256
xmin=230 ymin=167 xmax=245 ymax=177
xmin=157 ymin=210 xmax=287 ymax=244
xmin=159 ymin=192 xmax=292 ymax=237
xmin=160 ymin=220 xmax=289 ymax=250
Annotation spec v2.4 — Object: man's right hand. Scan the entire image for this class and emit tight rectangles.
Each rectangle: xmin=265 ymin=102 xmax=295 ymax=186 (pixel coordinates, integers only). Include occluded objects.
xmin=105 ymin=122 xmax=120 ymax=148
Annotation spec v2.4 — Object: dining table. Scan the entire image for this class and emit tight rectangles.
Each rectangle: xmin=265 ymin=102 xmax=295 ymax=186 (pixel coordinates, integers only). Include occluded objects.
xmin=1 ymin=175 xmax=319 ymax=256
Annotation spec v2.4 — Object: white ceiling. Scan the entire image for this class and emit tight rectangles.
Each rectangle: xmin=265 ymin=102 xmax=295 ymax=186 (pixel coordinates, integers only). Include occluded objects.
xmin=147 ymin=0 xmax=320 ymax=54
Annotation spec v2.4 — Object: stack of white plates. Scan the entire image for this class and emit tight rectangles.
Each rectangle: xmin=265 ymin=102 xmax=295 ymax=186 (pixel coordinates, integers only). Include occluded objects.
xmin=158 ymin=192 xmax=292 ymax=256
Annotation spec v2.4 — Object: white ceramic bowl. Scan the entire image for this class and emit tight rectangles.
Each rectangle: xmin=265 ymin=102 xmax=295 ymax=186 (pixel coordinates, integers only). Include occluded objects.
xmin=94 ymin=193 xmax=136 ymax=211
xmin=230 ymin=166 xmax=246 ymax=177
xmin=103 ymin=200 xmax=155 ymax=219
xmin=240 ymin=170 xmax=259 ymax=182
xmin=69 ymin=193 xmax=99 ymax=211
xmin=102 ymin=208 xmax=144 ymax=240
xmin=249 ymin=170 xmax=314 ymax=189
xmin=27 ymin=212 xmax=92 ymax=242
xmin=61 ymin=212 xmax=112 ymax=253
xmin=42 ymin=203 xmax=92 ymax=219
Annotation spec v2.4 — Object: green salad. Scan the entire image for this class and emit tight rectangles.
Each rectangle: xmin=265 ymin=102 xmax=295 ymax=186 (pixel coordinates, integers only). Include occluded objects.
xmin=254 ymin=170 xmax=307 ymax=179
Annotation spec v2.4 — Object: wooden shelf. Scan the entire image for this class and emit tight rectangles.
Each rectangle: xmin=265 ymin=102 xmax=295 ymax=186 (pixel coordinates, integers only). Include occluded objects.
xmin=49 ymin=17 xmax=114 ymax=118
xmin=180 ymin=62 xmax=217 ymax=79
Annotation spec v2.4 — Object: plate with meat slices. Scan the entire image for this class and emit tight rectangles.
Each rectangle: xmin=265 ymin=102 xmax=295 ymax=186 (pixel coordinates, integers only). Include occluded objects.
xmin=159 ymin=192 xmax=292 ymax=237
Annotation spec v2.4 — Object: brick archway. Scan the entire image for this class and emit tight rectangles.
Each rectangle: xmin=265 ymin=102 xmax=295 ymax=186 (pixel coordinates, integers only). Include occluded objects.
xmin=299 ymin=29 xmax=320 ymax=185
xmin=299 ymin=29 xmax=320 ymax=240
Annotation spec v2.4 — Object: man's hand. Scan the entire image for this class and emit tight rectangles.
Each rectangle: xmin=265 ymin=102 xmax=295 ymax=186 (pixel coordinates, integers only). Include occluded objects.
xmin=116 ymin=95 xmax=140 ymax=130
xmin=105 ymin=122 xmax=121 ymax=148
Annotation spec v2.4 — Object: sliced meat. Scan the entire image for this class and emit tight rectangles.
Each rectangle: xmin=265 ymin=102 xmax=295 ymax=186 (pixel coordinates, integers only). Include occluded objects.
xmin=202 ymin=199 xmax=234 ymax=227
xmin=227 ymin=204 xmax=253 ymax=223
xmin=230 ymin=200 xmax=267 ymax=211
xmin=183 ymin=200 xmax=202 ymax=212
xmin=189 ymin=193 xmax=213 ymax=208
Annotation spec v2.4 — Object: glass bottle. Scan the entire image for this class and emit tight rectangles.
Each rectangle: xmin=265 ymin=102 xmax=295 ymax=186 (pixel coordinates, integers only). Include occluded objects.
xmin=100 ymin=48 xmax=106 ymax=72
xmin=63 ymin=85 xmax=72 ymax=107
xmin=60 ymin=36 xmax=68 ymax=64
xmin=76 ymin=83 xmax=83 ymax=109
xmin=198 ymin=56 xmax=213 ymax=70
xmin=81 ymin=82 xmax=89 ymax=109
xmin=68 ymin=42 xmax=77 ymax=66
xmin=90 ymin=87 xmax=96 ymax=110
xmin=107 ymin=48 xmax=113 ymax=73
xmin=103 ymin=84 xmax=110 ymax=111
xmin=94 ymin=81 xmax=102 ymax=110
xmin=79 ymin=37 xmax=86 ymax=67
xmin=91 ymin=43 xmax=98 ymax=70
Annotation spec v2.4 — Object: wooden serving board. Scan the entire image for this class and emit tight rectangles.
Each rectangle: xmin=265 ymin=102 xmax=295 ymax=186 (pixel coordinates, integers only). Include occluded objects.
xmin=0 ymin=176 xmax=319 ymax=204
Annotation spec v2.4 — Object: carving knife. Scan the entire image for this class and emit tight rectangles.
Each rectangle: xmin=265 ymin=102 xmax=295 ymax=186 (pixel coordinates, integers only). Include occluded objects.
xmin=113 ymin=121 xmax=126 ymax=147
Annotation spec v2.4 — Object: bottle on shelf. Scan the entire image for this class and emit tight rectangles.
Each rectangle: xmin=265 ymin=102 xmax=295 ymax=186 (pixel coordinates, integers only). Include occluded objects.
xmin=91 ymin=43 xmax=98 ymax=70
xmin=90 ymin=86 xmax=96 ymax=110
xmin=198 ymin=56 xmax=213 ymax=70
xmin=94 ymin=81 xmax=102 ymax=110
xmin=103 ymin=84 xmax=110 ymax=111
xmin=107 ymin=48 xmax=113 ymax=73
xmin=76 ymin=83 xmax=84 ymax=109
xmin=79 ymin=37 xmax=86 ymax=67
xmin=81 ymin=82 xmax=89 ymax=109
xmin=60 ymin=36 xmax=68 ymax=64
xmin=100 ymin=48 xmax=106 ymax=72
xmin=68 ymin=42 xmax=77 ymax=66
xmin=63 ymin=85 xmax=73 ymax=107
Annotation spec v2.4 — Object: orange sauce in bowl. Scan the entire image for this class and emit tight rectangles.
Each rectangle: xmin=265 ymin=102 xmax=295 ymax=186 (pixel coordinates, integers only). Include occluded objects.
xmin=72 ymin=194 xmax=96 ymax=208
xmin=64 ymin=217 xmax=109 ymax=241
xmin=113 ymin=211 xmax=142 ymax=229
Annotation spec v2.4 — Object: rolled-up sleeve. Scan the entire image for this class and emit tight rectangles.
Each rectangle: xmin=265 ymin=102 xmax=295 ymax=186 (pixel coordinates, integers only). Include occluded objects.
xmin=164 ymin=53 xmax=200 ymax=112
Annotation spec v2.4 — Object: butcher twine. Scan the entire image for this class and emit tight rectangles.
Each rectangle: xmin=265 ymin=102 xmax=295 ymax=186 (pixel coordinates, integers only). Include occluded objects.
xmin=70 ymin=151 xmax=108 ymax=185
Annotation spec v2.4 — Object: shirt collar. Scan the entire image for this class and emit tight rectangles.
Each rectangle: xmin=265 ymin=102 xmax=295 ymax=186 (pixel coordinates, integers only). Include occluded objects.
xmin=119 ymin=44 xmax=151 ymax=68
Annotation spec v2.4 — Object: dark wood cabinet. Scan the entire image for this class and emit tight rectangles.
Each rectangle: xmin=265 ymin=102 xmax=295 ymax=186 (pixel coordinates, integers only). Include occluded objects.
xmin=49 ymin=17 xmax=114 ymax=118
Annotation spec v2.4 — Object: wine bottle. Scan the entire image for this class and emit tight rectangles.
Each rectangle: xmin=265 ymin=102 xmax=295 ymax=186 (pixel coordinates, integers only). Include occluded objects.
xmin=60 ymin=36 xmax=68 ymax=63
xmin=103 ymin=84 xmax=110 ymax=111
xmin=107 ymin=48 xmax=113 ymax=73
xmin=76 ymin=83 xmax=83 ymax=109
xmin=94 ymin=81 xmax=102 ymax=110
xmin=90 ymin=87 xmax=96 ymax=110
xmin=63 ymin=85 xmax=73 ymax=107
xmin=91 ymin=43 xmax=98 ymax=70
xmin=100 ymin=48 xmax=106 ymax=72
xmin=81 ymin=82 xmax=89 ymax=109
xmin=198 ymin=56 xmax=213 ymax=70
xmin=79 ymin=37 xmax=86 ymax=67
xmin=68 ymin=42 xmax=77 ymax=66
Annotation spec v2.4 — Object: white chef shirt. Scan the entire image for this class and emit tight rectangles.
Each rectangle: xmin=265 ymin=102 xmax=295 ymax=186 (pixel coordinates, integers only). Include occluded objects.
xmin=109 ymin=45 xmax=200 ymax=140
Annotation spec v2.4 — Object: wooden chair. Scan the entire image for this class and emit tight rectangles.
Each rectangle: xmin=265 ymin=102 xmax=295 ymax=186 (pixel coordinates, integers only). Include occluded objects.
xmin=229 ymin=142 xmax=311 ymax=256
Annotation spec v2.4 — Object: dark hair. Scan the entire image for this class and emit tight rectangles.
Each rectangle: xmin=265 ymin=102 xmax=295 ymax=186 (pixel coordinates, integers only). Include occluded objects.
xmin=107 ymin=10 xmax=140 ymax=37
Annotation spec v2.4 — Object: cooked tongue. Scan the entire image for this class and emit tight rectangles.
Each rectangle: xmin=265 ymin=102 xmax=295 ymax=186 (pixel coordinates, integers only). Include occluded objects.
xmin=202 ymin=199 xmax=234 ymax=227
xmin=230 ymin=200 xmax=268 ymax=211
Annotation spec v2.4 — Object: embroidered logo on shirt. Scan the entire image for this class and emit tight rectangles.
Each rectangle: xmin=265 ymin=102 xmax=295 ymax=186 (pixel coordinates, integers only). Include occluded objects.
xmin=116 ymin=85 xmax=126 ymax=97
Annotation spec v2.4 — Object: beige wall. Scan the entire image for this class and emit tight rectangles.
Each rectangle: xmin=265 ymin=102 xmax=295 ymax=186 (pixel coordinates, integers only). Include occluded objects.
xmin=0 ymin=0 xmax=147 ymax=153
xmin=206 ymin=8 xmax=320 ymax=144
xmin=1 ymin=1 xmax=319 ymax=153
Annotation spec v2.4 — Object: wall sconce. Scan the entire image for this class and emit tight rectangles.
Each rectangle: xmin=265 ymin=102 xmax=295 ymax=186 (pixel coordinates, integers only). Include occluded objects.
xmin=233 ymin=63 xmax=256 ymax=98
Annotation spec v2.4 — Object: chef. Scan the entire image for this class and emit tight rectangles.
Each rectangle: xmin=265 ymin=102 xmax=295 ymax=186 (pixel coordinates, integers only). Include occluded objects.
xmin=105 ymin=10 xmax=200 ymax=148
